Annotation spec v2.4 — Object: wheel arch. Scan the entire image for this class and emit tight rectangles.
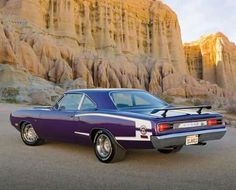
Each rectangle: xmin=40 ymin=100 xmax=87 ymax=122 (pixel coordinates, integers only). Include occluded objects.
xmin=90 ymin=128 xmax=114 ymax=142
xmin=90 ymin=128 xmax=125 ymax=150
xmin=19 ymin=120 xmax=31 ymax=129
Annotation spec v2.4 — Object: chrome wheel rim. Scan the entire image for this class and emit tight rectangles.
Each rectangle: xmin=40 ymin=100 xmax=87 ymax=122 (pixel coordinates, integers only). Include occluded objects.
xmin=23 ymin=124 xmax=38 ymax=143
xmin=96 ymin=134 xmax=112 ymax=158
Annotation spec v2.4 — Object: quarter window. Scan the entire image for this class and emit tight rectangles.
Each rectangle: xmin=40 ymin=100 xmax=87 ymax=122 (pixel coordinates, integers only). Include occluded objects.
xmin=80 ymin=96 xmax=96 ymax=110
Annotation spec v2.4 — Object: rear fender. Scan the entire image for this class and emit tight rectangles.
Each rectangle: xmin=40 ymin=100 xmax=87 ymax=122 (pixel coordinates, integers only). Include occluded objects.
xmin=90 ymin=128 xmax=125 ymax=150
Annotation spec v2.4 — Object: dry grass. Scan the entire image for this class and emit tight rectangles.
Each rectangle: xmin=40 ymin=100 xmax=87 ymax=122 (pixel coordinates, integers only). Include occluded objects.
xmin=158 ymin=95 xmax=174 ymax=104
xmin=226 ymin=105 xmax=236 ymax=115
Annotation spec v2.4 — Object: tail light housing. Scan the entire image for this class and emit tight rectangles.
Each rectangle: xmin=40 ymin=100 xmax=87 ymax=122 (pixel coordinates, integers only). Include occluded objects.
xmin=207 ymin=119 xmax=223 ymax=126
xmin=157 ymin=123 xmax=173 ymax=132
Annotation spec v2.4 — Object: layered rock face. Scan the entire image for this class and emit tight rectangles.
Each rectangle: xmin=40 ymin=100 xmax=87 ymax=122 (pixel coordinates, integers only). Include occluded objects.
xmin=0 ymin=0 xmax=188 ymax=92
xmin=0 ymin=0 xmax=235 ymax=105
xmin=184 ymin=33 xmax=236 ymax=90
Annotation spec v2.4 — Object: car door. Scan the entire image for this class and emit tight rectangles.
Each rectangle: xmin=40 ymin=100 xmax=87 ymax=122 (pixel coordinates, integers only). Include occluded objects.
xmin=36 ymin=93 xmax=84 ymax=142
xmin=73 ymin=95 xmax=97 ymax=144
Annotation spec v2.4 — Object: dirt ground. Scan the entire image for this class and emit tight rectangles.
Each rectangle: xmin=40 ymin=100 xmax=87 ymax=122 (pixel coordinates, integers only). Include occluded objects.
xmin=1 ymin=103 xmax=236 ymax=190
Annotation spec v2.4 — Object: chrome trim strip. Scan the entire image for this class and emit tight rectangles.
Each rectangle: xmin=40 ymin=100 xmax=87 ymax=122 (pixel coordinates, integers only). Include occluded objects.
xmin=157 ymin=128 xmax=227 ymax=140
xmin=78 ymin=94 xmax=85 ymax=110
xmin=74 ymin=131 xmax=90 ymax=136
xmin=115 ymin=137 xmax=150 ymax=141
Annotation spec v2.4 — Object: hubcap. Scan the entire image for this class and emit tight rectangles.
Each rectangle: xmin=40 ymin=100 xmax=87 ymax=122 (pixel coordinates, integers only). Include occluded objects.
xmin=96 ymin=134 xmax=112 ymax=158
xmin=23 ymin=124 xmax=38 ymax=143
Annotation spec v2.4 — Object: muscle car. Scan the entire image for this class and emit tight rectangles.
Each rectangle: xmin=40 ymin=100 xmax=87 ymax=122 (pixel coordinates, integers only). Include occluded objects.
xmin=10 ymin=89 xmax=226 ymax=163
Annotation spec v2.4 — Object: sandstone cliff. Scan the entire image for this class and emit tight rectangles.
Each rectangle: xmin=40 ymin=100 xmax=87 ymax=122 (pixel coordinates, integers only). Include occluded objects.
xmin=0 ymin=0 xmax=235 ymax=105
xmin=184 ymin=33 xmax=236 ymax=90
xmin=0 ymin=0 xmax=188 ymax=93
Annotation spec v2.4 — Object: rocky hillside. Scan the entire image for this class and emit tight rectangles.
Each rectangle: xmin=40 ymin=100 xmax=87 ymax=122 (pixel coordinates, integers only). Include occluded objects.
xmin=0 ymin=0 xmax=235 ymax=105
xmin=184 ymin=33 xmax=236 ymax=90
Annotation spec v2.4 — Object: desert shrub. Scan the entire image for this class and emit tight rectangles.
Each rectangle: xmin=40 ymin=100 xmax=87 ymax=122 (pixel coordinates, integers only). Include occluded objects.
xmin=4 ymin=98 xmax=19 ymax=104
xmin=181 ymin=100 xmax=194 ymax=106
xmin=226 ymin=105 xmax=236 ymax=115
xmin=158 ymin=94 xmax=174 ymax=104
xmin=192 ymin=99 xmax=203 ymax=106
xmin=51 ymin=95 xmax=60 ymax=103
xmin=0 ymin=87 xmax=19 ymax=104
xmin=1 ymin=87 xmax=19 ymax=97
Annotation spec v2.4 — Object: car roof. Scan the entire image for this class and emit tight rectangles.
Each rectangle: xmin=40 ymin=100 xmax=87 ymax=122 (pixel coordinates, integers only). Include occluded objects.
xmin=65 ymin=88 xmax=147 ymax=110
xmin=66 ymin=88 xmax=146 ymax=94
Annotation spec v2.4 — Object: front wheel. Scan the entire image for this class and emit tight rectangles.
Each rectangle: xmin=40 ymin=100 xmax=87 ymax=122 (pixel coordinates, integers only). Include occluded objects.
xmin=94 ymin=130 xmax=126 ymax=163
xmin=158 ymin=145 xmax=183 ymax=154
xmin=21 ymin=123 xmax=44 ymax=146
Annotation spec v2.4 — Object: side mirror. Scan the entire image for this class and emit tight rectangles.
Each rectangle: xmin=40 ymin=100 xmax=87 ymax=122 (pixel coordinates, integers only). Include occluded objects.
xmin=59 ymin=106 xmax=66 ymax=110
xmin=54 ymin=103 xmax=59 ymax=110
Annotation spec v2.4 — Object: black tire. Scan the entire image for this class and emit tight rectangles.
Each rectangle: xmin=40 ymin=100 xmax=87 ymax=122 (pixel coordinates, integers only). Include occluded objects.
xmin=21 ymin=123 xmax=44 ymax=146
xmin=93 ymin=130 xmax=126 ymax=163
xmin=158 ymin=145 xmax=183 ymax=154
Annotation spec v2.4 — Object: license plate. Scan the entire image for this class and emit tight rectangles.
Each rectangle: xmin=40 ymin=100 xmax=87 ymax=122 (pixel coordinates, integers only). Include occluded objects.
xmin=178 ymin=121 xmax=207 ymax=128
xmin=186 ymin=135 xmax=198 ymax=145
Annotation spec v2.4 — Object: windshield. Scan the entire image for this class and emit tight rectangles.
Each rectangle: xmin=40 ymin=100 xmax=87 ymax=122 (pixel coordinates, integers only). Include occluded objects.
xmin=110 ymin=91 xmax=169 ymax=109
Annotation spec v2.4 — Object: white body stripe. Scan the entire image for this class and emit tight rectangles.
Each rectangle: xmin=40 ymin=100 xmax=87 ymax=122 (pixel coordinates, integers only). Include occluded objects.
xmin=115 ymin=131 xmax=152 ymax=141
xmin=75 ymin=113 xmax=152 ymax=129
xmin=74 ymin=113 xmax=153 ymax=141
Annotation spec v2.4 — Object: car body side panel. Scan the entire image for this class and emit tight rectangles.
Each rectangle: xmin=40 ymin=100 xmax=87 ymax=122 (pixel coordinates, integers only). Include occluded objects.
xmin=71 ymin=112 xmax=154 ymax=149
xmin=35 ymin=109 xmax=78 ymax=142
xmin=73 ymin=115 xmax=137 ymax=147
xmin=10 ymin=109 xmax=41 ymax=132
xmin=76 ymin=115 xmax=136 ymax=137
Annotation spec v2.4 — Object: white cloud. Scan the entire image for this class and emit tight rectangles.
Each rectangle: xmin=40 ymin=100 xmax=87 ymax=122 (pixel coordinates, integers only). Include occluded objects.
xmin=163 ymin=0 xmax=236 ymax=43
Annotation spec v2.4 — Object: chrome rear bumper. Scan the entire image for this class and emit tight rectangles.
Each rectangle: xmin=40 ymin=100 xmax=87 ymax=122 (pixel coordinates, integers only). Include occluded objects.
xmin=151 ymin=128 xmax=227 ymax=149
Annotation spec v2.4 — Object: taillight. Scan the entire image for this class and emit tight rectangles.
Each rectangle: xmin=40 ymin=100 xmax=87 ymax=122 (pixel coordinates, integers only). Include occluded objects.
xmin=157 ymin=123 xmax=173 ymax=132
xmin=207 ymin=119 xmax=222 ymax=126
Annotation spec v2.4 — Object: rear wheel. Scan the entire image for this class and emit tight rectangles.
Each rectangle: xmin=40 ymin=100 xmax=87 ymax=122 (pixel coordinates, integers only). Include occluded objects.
xmin=21 ymin=123 xmax=44 ymax=146
xmin=93 ymin=130 xmax=126 ymax=163
xmin=158 ymin=145 xmax=183 ymax=154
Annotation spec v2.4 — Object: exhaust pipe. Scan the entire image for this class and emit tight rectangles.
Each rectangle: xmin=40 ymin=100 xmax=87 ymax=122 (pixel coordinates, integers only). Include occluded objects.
xmin=192 ymin=142 xmax=207 ymax=146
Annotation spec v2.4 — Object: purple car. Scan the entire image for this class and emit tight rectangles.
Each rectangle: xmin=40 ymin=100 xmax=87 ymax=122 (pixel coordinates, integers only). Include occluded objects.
xmin=10 ymin=89 xmax=226 ymax=163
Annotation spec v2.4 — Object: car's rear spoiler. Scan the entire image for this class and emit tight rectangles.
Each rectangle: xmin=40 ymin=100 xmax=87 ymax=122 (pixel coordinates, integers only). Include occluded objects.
xmin=151 ymin=105 xmax=212 ymax=118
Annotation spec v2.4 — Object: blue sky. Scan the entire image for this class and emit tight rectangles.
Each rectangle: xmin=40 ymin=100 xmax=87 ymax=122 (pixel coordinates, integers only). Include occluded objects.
xmin=163 ymin=0 xmax=236 ymax=43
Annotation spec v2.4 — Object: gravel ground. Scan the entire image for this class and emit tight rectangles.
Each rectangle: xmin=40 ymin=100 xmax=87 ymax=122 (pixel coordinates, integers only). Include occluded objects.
xmin=0 ymin=103 xmax=236 ymax=190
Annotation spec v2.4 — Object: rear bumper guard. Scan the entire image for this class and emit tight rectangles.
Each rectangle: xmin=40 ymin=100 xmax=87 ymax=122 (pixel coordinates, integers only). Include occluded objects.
xmin=151 ymin=128 xmax=227 ymax=149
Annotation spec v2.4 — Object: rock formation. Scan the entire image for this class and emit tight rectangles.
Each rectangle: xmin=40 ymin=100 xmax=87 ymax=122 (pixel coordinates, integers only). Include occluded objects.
xmin=0 ymin=63 xmax=65 ymax=105
xmin=0 ymin=0 xmax=235 ymax=105
xmin=184 ymin=33 xmax=236 ymax=90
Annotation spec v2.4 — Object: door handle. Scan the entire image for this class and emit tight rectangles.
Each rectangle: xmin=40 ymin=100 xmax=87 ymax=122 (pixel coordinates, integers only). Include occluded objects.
xmin=67 ymin=115 xmax=78 ymax=119
xmin=72 ymin=115 xmax=80 ymax=120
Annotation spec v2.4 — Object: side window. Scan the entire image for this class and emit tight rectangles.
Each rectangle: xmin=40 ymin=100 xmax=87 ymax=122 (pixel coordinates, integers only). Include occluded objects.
xmin=58 ymin=94 xmax=83 ymax=111
xmin=80 ymin=96 xmax=96 ymax=110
